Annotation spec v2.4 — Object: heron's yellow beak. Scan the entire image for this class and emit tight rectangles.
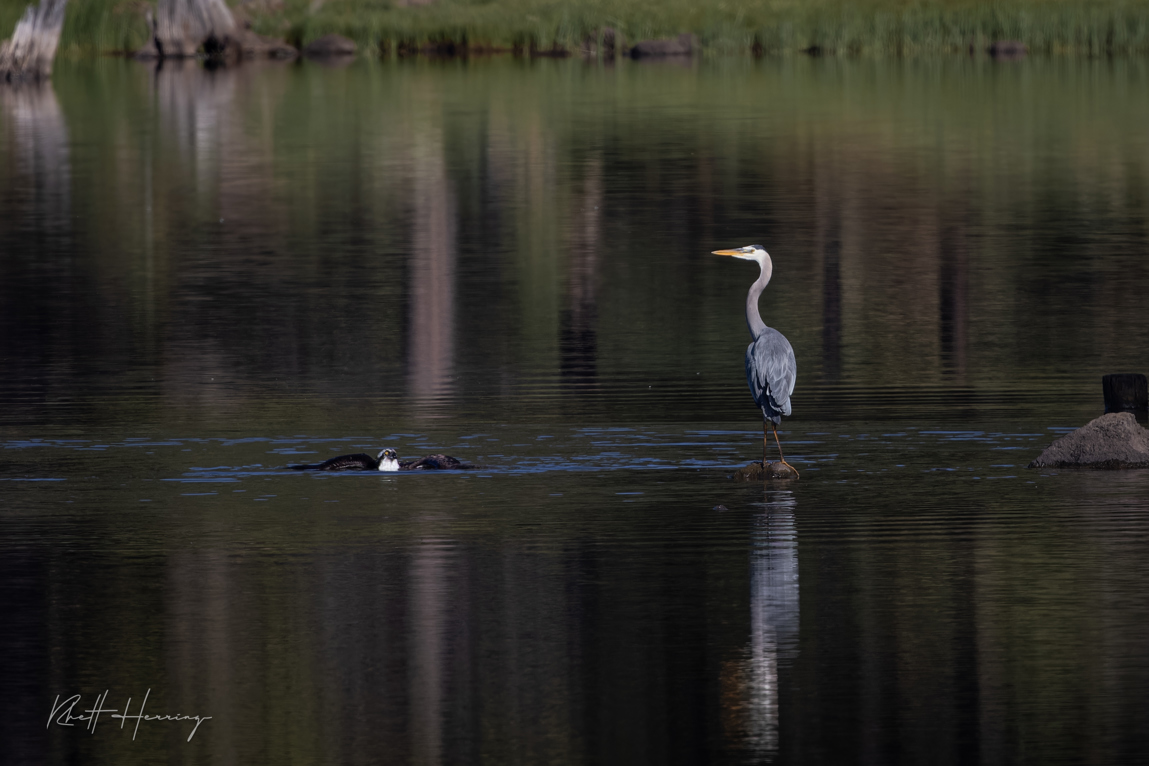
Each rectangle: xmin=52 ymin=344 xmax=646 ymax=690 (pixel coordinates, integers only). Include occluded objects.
xmin=711 ymin=249 xmax=743 ymax=257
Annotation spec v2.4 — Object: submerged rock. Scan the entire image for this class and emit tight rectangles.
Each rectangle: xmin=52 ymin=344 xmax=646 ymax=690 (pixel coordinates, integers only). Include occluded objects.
xmin=732 ymin=461 xmax=799 ymax=481
xmin=303 ymin=34 xmax=356 ymax=58
xmin=1028 ymin=412 xmax=1149 ymax=469
xmin=988 ymin=40 xmax=1027 ymax=59
xmin=630 ymin=33 xmax=696 ymax=58
xmin=240 ymin=28 xmax=298 ymax=59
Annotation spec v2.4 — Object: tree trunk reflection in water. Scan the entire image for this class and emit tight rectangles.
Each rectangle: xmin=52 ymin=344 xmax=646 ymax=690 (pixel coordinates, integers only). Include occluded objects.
xmin=0 ymin=81 xmax=71 ymax=403
xmin=560 ymin=156 xmax=603 ymax=387
xmin=939 ymin=197 xmax=971 ymax=380
xmin=158 ymin=61 xmax=235 ymax=407
xmin=156 ymin=60 xmax=234 ymax=206
xmin=408 ymin=537 xmax=453 ymax=766
xmin=407 ymin=127 xmax=456 ymax=414
xmin=817 ymin=185 xmax=843 ymax=384
xmin=0 ymin=81 xmax=69 ymax=231
xmin=166 ymin=549 xmax=239 ymax=761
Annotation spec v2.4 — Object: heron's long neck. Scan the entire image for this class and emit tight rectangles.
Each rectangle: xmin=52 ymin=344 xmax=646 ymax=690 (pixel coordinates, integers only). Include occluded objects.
xmin=746 ymin=255 xmax=772 ymax=339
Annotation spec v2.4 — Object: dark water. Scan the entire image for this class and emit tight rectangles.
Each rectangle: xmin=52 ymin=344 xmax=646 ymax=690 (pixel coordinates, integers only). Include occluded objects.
xmin=2 ymin=56 xmax=1148 ymax=765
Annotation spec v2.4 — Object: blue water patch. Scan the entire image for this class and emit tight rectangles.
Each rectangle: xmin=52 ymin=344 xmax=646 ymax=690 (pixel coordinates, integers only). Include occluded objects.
xmin=0 ymin=477 xmax=66 ymax=481
xmin=163 ymin=477 xmax=241 ymax=483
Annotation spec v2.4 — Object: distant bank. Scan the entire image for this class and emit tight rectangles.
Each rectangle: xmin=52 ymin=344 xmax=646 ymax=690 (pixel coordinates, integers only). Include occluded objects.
xmin=8 ymin=0 xmax=1149 ymax=59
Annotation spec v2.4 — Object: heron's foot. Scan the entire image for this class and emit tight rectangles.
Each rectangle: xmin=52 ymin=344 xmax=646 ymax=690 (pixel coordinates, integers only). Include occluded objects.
xmin=778 ymin=460 xmax=800 ymax=479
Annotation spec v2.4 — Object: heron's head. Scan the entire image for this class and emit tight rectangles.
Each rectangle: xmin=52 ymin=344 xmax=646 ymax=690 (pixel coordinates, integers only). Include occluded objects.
xmin=712 ymin=245 xmax=768 ymax=261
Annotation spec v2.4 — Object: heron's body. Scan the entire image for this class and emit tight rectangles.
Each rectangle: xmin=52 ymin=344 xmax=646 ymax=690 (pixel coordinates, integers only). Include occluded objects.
xmin=713 ymin=244 xmax=799 ymax=476
xmin=290 ymin=448 xmax=470 ymax=472
xmin=746 ymin=327 xmax=796 ymax=425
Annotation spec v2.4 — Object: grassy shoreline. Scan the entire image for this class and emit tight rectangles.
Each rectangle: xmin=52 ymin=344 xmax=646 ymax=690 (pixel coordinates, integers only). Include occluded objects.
xmin=4 ymin=0 xmax=1149 ymax=58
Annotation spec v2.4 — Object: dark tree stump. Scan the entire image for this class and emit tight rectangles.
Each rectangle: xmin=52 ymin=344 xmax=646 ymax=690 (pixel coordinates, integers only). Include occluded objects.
xmin=988 ymin=40 xmax=1027 ymax=59
xmin=0 ymin=0 xmax=67 ymax=84
xmin=302 ymin=34 xmax=356 ymax=58
xmin=1103 ymin=373 xmax=1148 ymax=420
xmin=582 ymin=27 xmax=619 ymax=59
xmin=134 ymin=0 xmax=241 ymax=60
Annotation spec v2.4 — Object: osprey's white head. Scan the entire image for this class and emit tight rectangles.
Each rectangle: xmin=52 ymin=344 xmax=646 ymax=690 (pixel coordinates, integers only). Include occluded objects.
xmin=377 ymin=448 xmax=400 ymax=472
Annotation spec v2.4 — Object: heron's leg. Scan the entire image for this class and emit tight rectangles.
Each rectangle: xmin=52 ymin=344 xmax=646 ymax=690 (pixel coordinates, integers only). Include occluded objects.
xmin=771 ymin=422 xmax=800 ymax=478
xmin=762 ymin=419 xmax=769 ymax=467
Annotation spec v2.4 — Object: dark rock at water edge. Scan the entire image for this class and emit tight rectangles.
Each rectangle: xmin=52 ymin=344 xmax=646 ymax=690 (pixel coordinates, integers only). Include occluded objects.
xmin=733 ymin=461 xmax=799 ymax=481
xmin=303 ymin=34 xmax=357 ymax=58
xmin=530 ymin=41 xmax=570 ymax=58
xmin=988 ymin=40 xmax=1027 ymax=59
xmin=241 ymin=27 xmax=298 ymax=59
xmin=1029 ymin=412 xmax=1149 ymax=469
xmin=630 ymin=33 xmax=696 ymax=58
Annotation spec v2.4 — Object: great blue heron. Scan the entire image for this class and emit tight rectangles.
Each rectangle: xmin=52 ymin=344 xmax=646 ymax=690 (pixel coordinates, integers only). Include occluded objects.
xmin=291 ymin=448 xmax=473 ymax=471
xmin=712 ymin=245 xmax=798 ymax=476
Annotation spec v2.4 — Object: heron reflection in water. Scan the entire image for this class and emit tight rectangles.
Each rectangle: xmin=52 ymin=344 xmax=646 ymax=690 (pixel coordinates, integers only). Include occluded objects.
xmin=722 ymin=490 xmax=799 ymax=756
xmin=713 ymin=245 xmax=799 ymax=476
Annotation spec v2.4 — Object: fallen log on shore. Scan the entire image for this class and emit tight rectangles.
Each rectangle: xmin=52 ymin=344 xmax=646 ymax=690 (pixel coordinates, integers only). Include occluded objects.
xmin=0 ymin=0 xmax=67 ymax=84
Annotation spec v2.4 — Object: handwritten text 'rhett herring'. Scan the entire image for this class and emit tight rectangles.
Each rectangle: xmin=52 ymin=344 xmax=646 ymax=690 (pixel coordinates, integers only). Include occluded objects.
xmin=48 ymin=689 xmax=211 ymax=742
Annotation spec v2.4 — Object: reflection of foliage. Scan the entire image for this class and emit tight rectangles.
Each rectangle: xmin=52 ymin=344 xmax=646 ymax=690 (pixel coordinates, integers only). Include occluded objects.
xmin=3 ymin=58 xmax=1149 ymax=431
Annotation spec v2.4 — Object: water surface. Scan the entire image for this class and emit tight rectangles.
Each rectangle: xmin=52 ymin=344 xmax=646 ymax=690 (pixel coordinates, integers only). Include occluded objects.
xmin=2 ymin=55 xmax=1148 ymax=765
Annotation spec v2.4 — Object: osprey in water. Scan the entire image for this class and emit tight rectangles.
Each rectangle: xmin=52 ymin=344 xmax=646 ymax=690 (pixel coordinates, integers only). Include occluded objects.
xmin=290 ymin=448 xmax=472 ymax=472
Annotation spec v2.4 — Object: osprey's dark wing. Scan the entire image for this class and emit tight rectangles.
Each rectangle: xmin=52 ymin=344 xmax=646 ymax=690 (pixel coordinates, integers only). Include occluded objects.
xmin=291 ymin=453 xmax=379 ymax=471
xmin=400 ymin=454 xmax=473 ymax=471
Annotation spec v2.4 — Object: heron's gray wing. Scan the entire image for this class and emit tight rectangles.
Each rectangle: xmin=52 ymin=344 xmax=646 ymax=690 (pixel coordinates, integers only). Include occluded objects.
xmin=745 ymin=329 xmax=796 ymax=421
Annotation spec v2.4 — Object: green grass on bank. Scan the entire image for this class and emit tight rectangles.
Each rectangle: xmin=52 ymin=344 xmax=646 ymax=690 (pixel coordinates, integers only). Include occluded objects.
xmin=0 ymin=0 xmax=149 ymax=55
xmin=3 ymin=0 xmax=1149 ymax=57
xmin=276 ymin=0 xmax=1149 ymax=57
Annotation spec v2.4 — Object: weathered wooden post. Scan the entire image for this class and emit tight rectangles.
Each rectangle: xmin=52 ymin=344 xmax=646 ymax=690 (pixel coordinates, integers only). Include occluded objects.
xmin=1103 ymin=373 xmax=1148 ymax=420
xmin=0 ymin=0 xmax=67 ymax=84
